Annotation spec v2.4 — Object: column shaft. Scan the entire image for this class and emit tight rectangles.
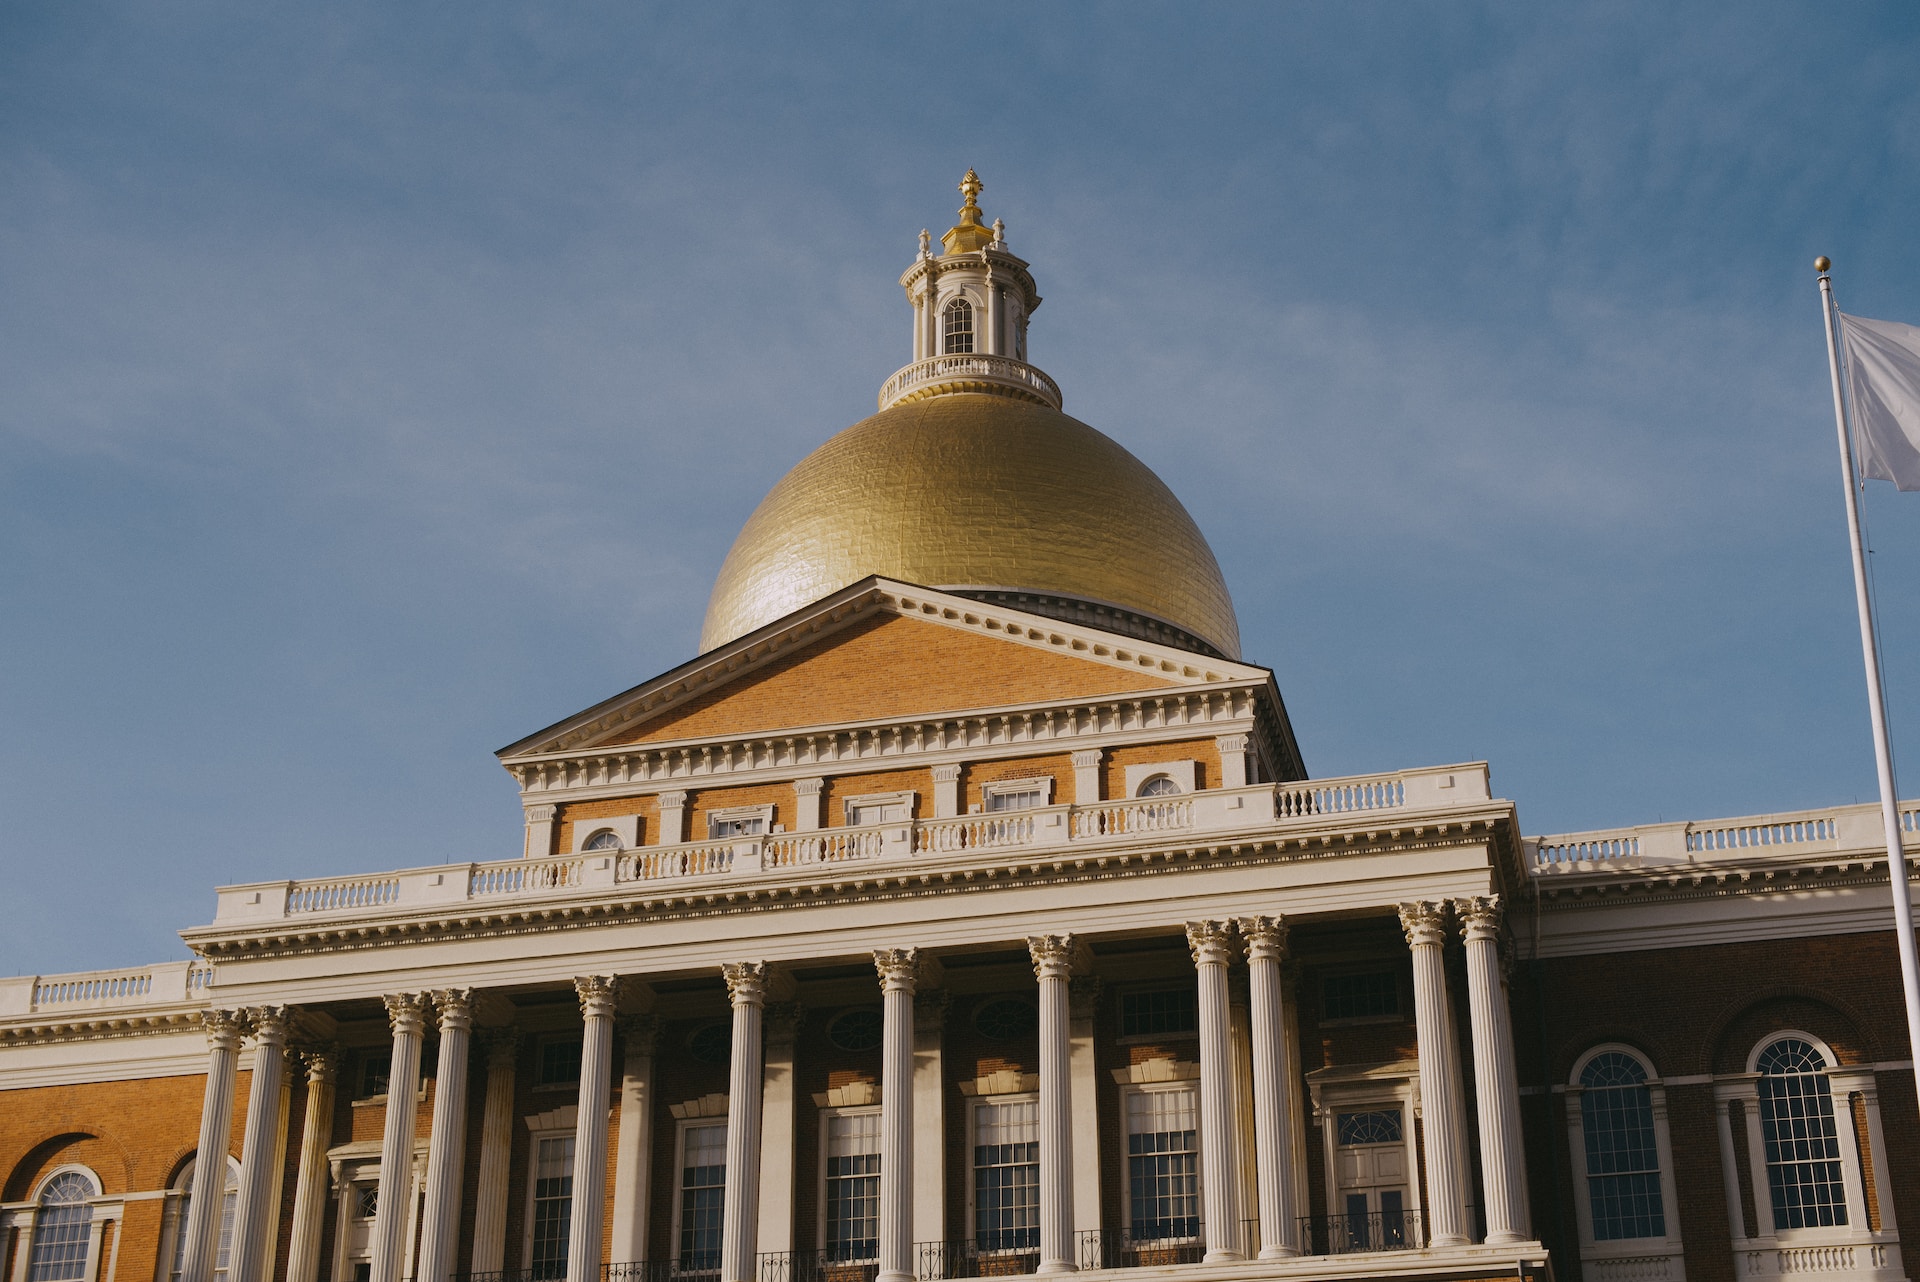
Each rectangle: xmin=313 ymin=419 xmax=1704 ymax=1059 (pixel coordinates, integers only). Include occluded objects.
xmin=230 ymin=1007 xmax=291 ymax=1282
xmin=721 ymin=964 xmax=769 ymax=1282
xmin=469 ymin=1033 xmax=520 ymax=1275
xmin=370 ymin=994 xmax=429 ymax=1282
xmin=1236 ymin=917 xmax=1300 ymax=1259
xmin=569 ymin=978 xmax=620 ymax=1282
xmin=285 ymin=1050 xmax=338 ymax=1282
xmin=610 ymin=1017 xmax=658 ymax=1268
xmin=1186 ymin=923 xmax=1244 ymax=1263
xmin=1400 ymin=903 xmax=1469 ymax=1247
xmin=1027 ymin=936 xmax=1077 ymax=1275
xmin=180 ymin=1011 xmax=246 ymax=1282
xmin=417 ymin=992 xmax=475 ymax=1282
xmin=874 ymin=951 xmax=919 ymax=1282
xmin=1457 ymin=898 xmax=1529 ymax=1243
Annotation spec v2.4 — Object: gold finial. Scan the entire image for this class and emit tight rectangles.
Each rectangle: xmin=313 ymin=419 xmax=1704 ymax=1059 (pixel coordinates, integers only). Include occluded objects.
xmin=942 ymin=168 xmax=995 ymax=255
xmin=1815 ymin=255 xmax=1832 ymax=273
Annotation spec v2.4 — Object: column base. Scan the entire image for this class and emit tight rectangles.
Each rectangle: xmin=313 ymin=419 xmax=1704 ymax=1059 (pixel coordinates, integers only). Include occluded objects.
xmin=876 ymin=1271 xmax=913 ymax=1282
xmin=1429 ymin=1233 xmax=1472 ymax=1248
xmin=1483 ymin=1230 xmax=1528 ymax=1245
xmin=1257 ymin=1246 xmax=1302 ymax=1260
xmin=1035 ymin=1261 xmax=1077 ymax=1275
xmin=1203 ymin=1250 xmax=1247 ymax=1265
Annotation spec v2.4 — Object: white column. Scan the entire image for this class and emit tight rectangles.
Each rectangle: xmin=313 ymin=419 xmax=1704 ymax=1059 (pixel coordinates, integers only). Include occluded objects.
xmin=611 ymin=1016 xmax=659 ymax=1267
xmin=1185 ymin=923 xmax=1244 ymax=1263
xmin=470 ymin=1031 xmax=520 ymax=1275
xmin=1456 ymin=897 xmax=1529 ymax=1243
xmin=570 ymin=978 xmax=620 ymax=1282
xmin=370 ymin=994 xmax=428 ymax=1282
xmin=873 ymin=951 xmax=919 ymax=1282
xmin=1027 ymin=935 xmax=1077 ymax=1275
xmin=793 ymin=779 xmax=824 ymax=832
xmin=932 ymin=765 xmax=961 ymax=819
xmin=524 ymin=804 xmax=558 ymax=859
xmin=985 ymin=271 xmax=1001 ymax=356
xmin=911 ymin=991 xmax=948 ymax=1251
xmin=1214 ymin=735 xmax=1249 ymax=789
xmin=1067 ymin=978 xmax=1103 ymax=1241
xmin=180 ymin=1010 xmax=247 ymax=1282
xmin=657 ymin=792 xmax=689 ymax=845
xmin=720 ymin=964 xmax=769 ymax=1282
xmin=1237 ymin=916 xmax=1300 ymax=1258
xmin=416 ymin=991 xmax=474 ymax=1282
xmin=230 ymin=1006 xmax=291 ymax=1282
xmin=1399 ymin=902 xmax=1469 ymax=1247
xmin=285 ymin=1049 xmax=338 ymax=1282
xmin=1070 ymin=752 xmax=1102 ymax=806
xmin=758 ymin=1004 xmax=802 ymax=1256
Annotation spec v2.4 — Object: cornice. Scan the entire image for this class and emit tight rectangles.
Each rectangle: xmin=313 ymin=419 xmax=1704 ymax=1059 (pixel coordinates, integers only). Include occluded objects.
xmin=179 ymin=808 xmax=1516 ymax=964
xmin=1534 ymin=855 xmax=1914 ymax=910
xmin=0 ymin=1005 xmax=209 ymax=1049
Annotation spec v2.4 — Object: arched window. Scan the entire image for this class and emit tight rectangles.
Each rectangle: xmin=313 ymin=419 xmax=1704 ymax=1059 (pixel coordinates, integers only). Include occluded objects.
xmin=28 ymin=1171 xmax=98 ymax=1282
xmin=582 ymin=829 xmax=623 ymax=852
xmin=1756 ymin=1037 xmax=1848 ymax=1229
xmin=942 ymin=298 xmax=975 ymax=354
xmin=1578 ymin=1052 xmax=1666 ymax=1240
xmin=1136 ymin=775 xmax=1181 ymax=799
xmin=167 ymin=1158 xmax=239 ymax=1282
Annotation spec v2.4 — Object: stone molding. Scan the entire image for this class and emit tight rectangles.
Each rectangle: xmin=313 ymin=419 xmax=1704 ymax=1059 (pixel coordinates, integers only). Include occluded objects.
xmin=1397 ymin=900 xmax=1450 ymax=949
xmin=574 ymin=976 xmax=620 ymax=1020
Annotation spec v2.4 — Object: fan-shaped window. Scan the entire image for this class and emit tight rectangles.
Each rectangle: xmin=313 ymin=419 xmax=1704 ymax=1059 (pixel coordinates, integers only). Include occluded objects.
xmin=942 ymin=298 xmax=975 ymax=354
xmin=689 ymin=1021 xmax=733 ymax=1065
xmin=1756 ymin=1037 xmax=1848 ymax=1229
xmin=169 ymin=1158 xmax=238 ymax=1282
xmin=28 ymin=1171 xmax=97 ymax=1282
xmin=829 ymin=1009 xmax=884 ymax=1052
xmin=582 ymin=829 xmax=623 ymax=852
xmin=974 ymin=998 xmax=1037 ymax=1041
xmin=1136 ymin=775 xmax=1181 ymax=798
xmin=1578 ymin=1052 xmax=1667 ymax=1240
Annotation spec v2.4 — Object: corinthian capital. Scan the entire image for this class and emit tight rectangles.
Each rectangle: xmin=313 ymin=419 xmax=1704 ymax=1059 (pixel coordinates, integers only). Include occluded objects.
xmin=247 ymin=1005 xmax=292 ymax=1045
xmin=1454 ymin=895 xmax=1504 ymax=943
xmin=1397 ymin=900 xmax=1450 ymax=949
xmin=1184 ymin=919 xmax=1237 ymax=967
xmin=298 ymin=1045 xmax=340 ymax=1085
xmin=202 ymin=1008 xmax=248 ymax=1050
xmin=873 ymin=948 xmax=921 ymax=993
xmin=574 ymin=976 xmax=620 ymax=1020
xmin=1234 ymin=915 xmax=1290 ymax=963
xmin=430 ymin=989 xmax=475 ymax=1032
xmin=722 ymin=961 xmax=770 ymax=1007
xmin=382 ymin=992 xmax=431 ymax=1037
xmin=1027 ymin=933 xmax=1076 ymax=981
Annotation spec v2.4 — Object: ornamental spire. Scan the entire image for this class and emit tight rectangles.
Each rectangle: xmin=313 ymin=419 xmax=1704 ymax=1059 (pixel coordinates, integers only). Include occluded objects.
xmin=942 ymin=168 xmax=995 ymax=255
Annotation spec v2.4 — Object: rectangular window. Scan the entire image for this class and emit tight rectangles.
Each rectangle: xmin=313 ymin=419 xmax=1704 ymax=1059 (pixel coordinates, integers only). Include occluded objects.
xmin=1120 ymin=989 xmax=1197 ymax=1038
xmin=1581 ymin=1087 xmax=1666 ymax=1239
xmin=847 ymin=800 xmax=908 ymax=826
xmin=29 ymin=1205 xmax=93 ymax=1282
xmin=973 ymin=1099 xmax=1039 ymax=1252
xmin=983 ymin=782 xmax=1049 ymax=812
xmin=1322 ymin=971 xmax=1400 ymax=1022
xmin=169 ymin=1182 xmax=236 ymax=1282
xmin=1126 ymin=1088 xmax=1199 ymax=1242
xmin=679 ymin=1123 xmax=727 ymax=1272
xmin=710 ymin=815 xmax=765 ymax=838
xmin=358 ymin=1051 xmax=391 ymax=1098
xmin=529 ymin=1135 xmax=574 ymax=1281
xmin=536 ymin=1038 xmax=583 ymax=1088
xmin=824 ymin=1111 xmax=881 ymax=1262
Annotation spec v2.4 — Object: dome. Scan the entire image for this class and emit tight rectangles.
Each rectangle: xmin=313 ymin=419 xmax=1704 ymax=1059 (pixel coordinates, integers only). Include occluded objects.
xmin=700 ymin=393 xmax=1243 ymax=658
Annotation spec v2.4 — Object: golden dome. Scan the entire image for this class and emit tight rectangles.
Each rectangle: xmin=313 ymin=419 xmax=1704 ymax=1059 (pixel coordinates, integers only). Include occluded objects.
xmin=700 ymin=393 xmax=1242 ymax=658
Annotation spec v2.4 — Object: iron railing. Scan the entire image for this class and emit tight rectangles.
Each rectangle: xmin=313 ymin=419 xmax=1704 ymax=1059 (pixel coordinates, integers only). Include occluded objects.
xmin=1295 ymin=1209 xmax=1423 ymax=1255
xmin=914 ymin=1240 xmax=1039 ymax=1279
xmin=1075 ymin=1228 xmax=1204 ymax=1270
xmin=754 ymin=1252 xmax=877 ymax=1282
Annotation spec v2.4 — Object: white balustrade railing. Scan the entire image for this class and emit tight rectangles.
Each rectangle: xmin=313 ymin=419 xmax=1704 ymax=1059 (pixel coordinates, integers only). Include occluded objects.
xmin=1687 ymin=816 xmax=1836 ymax=852
xmin=1532 ymin=797 xmax=1918 ymax=872
xmin=1 ymin=959 xmax=217 ymax=1017
xmin=618 ymin=841 xmax=736 ymax=882
xmin=917 ymin=813 xmax=1037 ymax=853
xmin=764 ymin=827 xmax=887 ymax=868
xmin=1533 ymin=833 xmax=1640 ymax=865
xmin=287 ymin=875 xmax=402 ymax=914
xmin=33 ymin=969 xmax=154 ymax=1007
xmin=470 ymin=856 xmax=582 ymax=896
xmin=1276 ymin=776 xmax=1405 ymax=818
xmin=877 ymin=354 xmax=1063 ymax=411
xmin=1071 ymin=797 xmax=1193 ymax=839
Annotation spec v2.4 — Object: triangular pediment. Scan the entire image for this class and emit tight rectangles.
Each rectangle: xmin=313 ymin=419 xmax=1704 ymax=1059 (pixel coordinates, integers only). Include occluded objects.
xmin=499 ymin=579 xmax=1270 ymax=760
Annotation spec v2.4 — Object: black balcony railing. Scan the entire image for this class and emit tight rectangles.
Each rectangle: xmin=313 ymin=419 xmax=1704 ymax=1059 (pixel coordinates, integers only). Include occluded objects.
xmin=1295 ymin=1209 xmax=1423 ymax=1255
xmin=754 ymin=1252 xmax=880 ymax=1282
xmin=1075 ymin=1228 xmax=1204 ymax=1271
xmin=913 ymin=1240 xmax=1040 ymax=1279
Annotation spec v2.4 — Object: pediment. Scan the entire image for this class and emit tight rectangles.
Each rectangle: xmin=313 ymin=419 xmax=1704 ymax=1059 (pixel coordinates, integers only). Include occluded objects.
xmin=499 ymin=579 xmax=1269 ymax=760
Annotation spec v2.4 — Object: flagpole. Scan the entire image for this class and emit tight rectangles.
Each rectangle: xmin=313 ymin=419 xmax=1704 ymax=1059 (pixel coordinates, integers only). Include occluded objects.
xmin=1816 ymin=255 xmax=1920 ymax=1116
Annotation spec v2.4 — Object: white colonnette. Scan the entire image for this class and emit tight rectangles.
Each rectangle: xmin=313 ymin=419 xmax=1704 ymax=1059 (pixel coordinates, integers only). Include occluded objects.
xmin=1236 ymin=916 xmax=1301 ymax=1259
xmin=874 ymin=949 xmax=920 ymax=1282
xmin=1027 ymin=935 xmax=1078 ymax=1275
xmin=1185 ymin=922 xmax=1245 ymax=1263
xmin=568 ymin=976 xmax=620 ymax=1282
xmin=1457 ymin=896 xmax=1530 ymax=1243
xmin=180 ymin=1009 xmax=247 ymax=1282
xmin=1398 ymin=902 xmax=1470 ymax=1247
xmin=229 ymin=1005 xmax=290 ymax=1282
xmin=721 ymin=963 xmax=770 ymax=1282
xmin=370 ymin=994 xmax=429 ymax=1282
xmin=416 ymin=990 xmax=475 ymax=1282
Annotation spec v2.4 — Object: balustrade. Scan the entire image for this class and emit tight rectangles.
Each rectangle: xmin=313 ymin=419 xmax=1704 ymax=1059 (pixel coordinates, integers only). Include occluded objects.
xmin=1071 ymin=797 xmax=1191 ymax=839
xmin=916 ymin=813 xmax=1035 ymax=853
xmin=764 ymin=826 xmax=887 ymax=868
xmin=470 ymin=857 xmax=582 ymax=896
xmin=286 ymin=875 xmax=401 ymax=914
xmin=877 ymin=355 xmax=1062 ymax=412
xmin=617 ymin=842 xmax=736 ymax=882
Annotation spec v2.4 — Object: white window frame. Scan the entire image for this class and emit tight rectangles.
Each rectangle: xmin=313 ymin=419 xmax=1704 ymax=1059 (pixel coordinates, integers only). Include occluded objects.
xmin=1118 ymin=1083 xmax=1202 ymax=1244
xmin=980 ymin=778 xmax=1053 ymax=812
xmin=572 ymin=814 xmax=641 ymax=853
xmin=965 ymin=1092 xmax=1041 ymax=1257
xmin=706 ymin=804 xmax=774 ymax=840
xmin=157 ymin=1156 xmax=235 ymax=1282
xmin=1305 ymin=1067 xmax=1425 ymax=1242
xmin=519 ymin=1125 xmax=576 ymax=1277
xmin=1123 ymin=761 xmax=1197 ymax=798
xmin=15 ymin=1165 xmax=108 ymax=1282
xmin=817 ymin=1105 xmax=883 ymax=1264
xmin=671 ymin=1116 xmax=730 ymax=1272
xmin=841 ymin=791 xmax=917 ymax=827
xmin=1563 ymin=1044 xmax=1685 ymax=1276
xmin=940 ymin=294 xmax=979 ymax=355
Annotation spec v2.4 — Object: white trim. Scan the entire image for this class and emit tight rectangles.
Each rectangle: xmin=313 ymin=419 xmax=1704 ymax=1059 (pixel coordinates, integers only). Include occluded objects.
xmin=669 ymin=1115 xmax=730 ymax=1271
xmin=519 ymin=1125 xmax=576 ymax=1274
xmin=841 ymin=792 xmax=917 ymax=826
xmin=707 ymin=805 xmax=774 ymax=839
xmin=572 ymin=816 xmax=641 ymax=854
xmin=1562 ymin=1045 xmax=1685 ymax=1278
xmin=815 ymin=1104 xmax=882 ymax=1264
xmin=1124 ymin=762 xmax=1196 ymax=799
xmin=964 ymin=1092 xmax=1041 ymax=1255
xmin=1304 ymin=1063 xmax=1424 ymax=1234
xmin=981 ymin=778 xmax=1053 ymax=812
xmin=1117 ymin=1080 xmax=1202 ymax=1243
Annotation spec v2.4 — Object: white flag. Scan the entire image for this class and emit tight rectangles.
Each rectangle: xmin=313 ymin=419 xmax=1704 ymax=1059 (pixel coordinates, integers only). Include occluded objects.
xmin=1839 ymin=311 xmax=1920 ymax=490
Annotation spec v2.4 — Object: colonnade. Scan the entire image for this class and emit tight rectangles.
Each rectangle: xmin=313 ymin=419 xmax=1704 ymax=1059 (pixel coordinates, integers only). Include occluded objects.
xmin=175 ymin=897 xmax=1530 ymax=1282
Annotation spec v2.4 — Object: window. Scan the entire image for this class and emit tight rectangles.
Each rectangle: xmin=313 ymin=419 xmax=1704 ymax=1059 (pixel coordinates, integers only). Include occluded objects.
xmin=845 ymin=793 xmax=912 ymax=826
xmin=536 ymin=1038 xmax=583 ymax=1089
xmin=678 ymin=1123 xmax=727 ymax=1271
xmin=1135 ymin=775 xmax=1181 ymax=798
xmin=823 ymin=1111 xmax=881 ymax=1262
xmin=983 ymin=780 xmax=1050 ymax=812
xmin=168 ymin=1159 xmax=237 ymax=1282
xmin=1336 ymin=1110 xmax=1403 ymax=1145
xmin=1322 ymin=971 xmax=1400 ymax=1022
xmin=828 ymin=1009 xmax=883 ymax=1052
xmin=28 ymin=1172 xmax=97 ymax=1282
xmin=1756 ymin=1037 xmax=1848 ymax=1230
xmin=358 ymin=1051 xmax=391 ymax=1099
xmin=1120 ymin=989 xmax=1197 ymax=1039
xmin=973 ymin=1099 xmax=1039 ymax=1251
xmin=1125 ymin=1088 xmax=1198 ymax=1242
xmin=528 ymin=1135 xmax=574 ymax=1280
xmin=689 ymin=1021 xmax=732 ymax=1065
xmin=1578 ymin=1052 xmax=1666 ymax=1240
xmin=942 ymin=298 xmax=975 ymax=354
xmin=974 ymin=999 xmax=1037 ymax=1041
xmin=582 ymin=829 xmax=623 ymax=852
xmin=710 ymin=815 xmax=764 ymax=838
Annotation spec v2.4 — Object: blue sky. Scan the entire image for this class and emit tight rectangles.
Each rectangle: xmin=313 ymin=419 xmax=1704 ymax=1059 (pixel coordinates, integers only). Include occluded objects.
xmin=5 ymin=3 xmax=1920 ymax=974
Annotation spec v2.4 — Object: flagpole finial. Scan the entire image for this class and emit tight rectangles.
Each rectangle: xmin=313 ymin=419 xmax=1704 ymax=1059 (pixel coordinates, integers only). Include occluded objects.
xmin=1815 ymin=256 xmax=1832 ymax=273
